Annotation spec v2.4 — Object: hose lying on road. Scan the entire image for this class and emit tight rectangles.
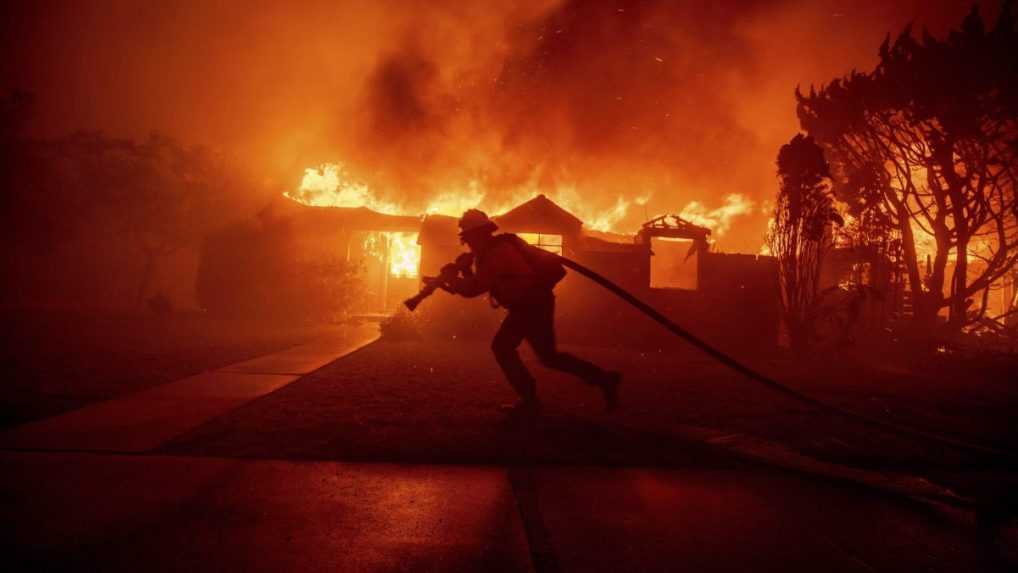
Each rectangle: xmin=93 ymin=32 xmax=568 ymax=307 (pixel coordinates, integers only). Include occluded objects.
xmin=555 ymin=254 xmax=1012 ymax=461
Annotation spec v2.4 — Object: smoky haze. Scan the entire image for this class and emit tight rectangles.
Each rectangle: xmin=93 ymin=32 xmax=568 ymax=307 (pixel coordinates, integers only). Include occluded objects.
xmin=1 ymin=0 xmax=993 ymax=251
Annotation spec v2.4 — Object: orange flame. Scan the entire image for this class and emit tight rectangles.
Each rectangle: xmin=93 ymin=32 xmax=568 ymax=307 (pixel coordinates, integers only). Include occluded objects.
xmin=679 ymin=193 xmax=754 ymax=236
xmin=287 ymin=163 xmax=402 ymax=214
xmin=550 ymin=188 xmax=632 ymax=232
xmin=362 ymin=231 xmax=421 ymax=278
xmin=286 ymin=163 xmax=756 ymax=243
xmin=424 ymin=184 xmax=486 ymax=217
xmin=387 ymin=232 xmax=420 ymax=278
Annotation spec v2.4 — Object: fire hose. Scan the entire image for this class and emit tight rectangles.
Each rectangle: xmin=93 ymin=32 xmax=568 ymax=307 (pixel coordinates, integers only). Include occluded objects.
xmin=406 ymin=253 xmax=1013 ymax=461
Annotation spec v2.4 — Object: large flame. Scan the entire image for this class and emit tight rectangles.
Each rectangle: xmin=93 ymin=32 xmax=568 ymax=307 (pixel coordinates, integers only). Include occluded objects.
xmin=387 ymin=232 xmax=420 ymax=278
xmin=285 ymin=162 xmax=654 ymax=231
xmin=424 ymin=184 xmax=486 ymax=216
xmin=286 ymin=162 xmax=755 ymax=241
xmin=549 ymin=188 xmax=636 ymax=232
xmin=287 ymin=164 xmax=403 ymax=214
xmin=362 ymin=231 xmax=421 ymax=278
xmin=679 ymin=194 xmax=754 ymax=237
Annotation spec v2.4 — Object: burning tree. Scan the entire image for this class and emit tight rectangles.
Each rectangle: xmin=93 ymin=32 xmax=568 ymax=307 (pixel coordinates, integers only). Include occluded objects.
xmin=796 ymin=4 xmax=1018 ymax=334
xmin=767 ymin=134 xmax=841 ymax=351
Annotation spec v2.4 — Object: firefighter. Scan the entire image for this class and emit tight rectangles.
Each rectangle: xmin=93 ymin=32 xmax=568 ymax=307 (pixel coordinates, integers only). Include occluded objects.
xmin=447 ymin=209 xmax=621 ymax=417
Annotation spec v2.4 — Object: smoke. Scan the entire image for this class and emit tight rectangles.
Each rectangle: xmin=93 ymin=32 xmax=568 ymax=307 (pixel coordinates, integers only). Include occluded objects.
xmin=348 ymin=1 xmax=778 ymax=221
xmin=333 ymin=0 xmax=995 ymax=249
xmin=2 ymin=0 xmax=996 ymax=251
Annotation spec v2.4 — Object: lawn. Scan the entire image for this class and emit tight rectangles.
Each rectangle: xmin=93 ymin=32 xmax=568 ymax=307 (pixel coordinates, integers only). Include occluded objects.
xmin=164 ymin=337 xmax=1018 ymax=479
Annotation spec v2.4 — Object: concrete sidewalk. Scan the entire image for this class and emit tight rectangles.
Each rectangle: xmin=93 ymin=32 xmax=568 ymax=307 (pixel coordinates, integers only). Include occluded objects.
xmin=0 ymin=323 xmax=379 ymax=453
xmin=2 ymin=451 xmax=1009 ymax=572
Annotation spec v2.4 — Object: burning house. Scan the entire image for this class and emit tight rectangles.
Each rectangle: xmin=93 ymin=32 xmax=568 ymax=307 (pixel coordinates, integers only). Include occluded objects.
xmin=210 ymin=191 xmax=780 ymax=351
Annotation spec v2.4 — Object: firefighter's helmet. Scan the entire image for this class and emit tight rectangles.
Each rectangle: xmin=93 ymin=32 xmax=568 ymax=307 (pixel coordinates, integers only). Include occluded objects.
xmin=458 ymin=209 xmax=498 ymax=237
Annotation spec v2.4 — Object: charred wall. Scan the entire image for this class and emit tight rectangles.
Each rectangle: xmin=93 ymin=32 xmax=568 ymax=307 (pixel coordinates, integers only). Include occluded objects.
xmin=559 ymin=250 xmax=779 ymax=354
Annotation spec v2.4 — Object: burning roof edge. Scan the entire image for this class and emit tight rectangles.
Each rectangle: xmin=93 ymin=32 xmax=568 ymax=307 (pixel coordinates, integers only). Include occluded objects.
xmin=419 ymin=214 xmax=460 ymax=246
xmin=265 ymin=195 xmax=421 ymax=232
xmin=637 ymin=214 xmax=711 ymax=243
xmin=278 ymin=194 xmax=722 ymax=253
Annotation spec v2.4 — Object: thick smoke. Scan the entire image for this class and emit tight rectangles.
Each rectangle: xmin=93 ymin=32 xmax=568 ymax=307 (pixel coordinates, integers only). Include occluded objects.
xmin=348 ymin=1 xmax=781 ymax=229
xmin=2 ymin=0 xmax=996 ymax=251
xmin=338 ymin=0 xmax=997 ymax=249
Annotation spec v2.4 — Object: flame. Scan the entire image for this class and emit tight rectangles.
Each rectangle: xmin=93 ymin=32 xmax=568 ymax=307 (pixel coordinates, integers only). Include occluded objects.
xmin=287 ymin=163 xmax=402 ymax=215
xmin=387 ymin=232 xmax=420 ymax=278
xmin=679 ymin=193 xmax=754 ymax=236
xmin=425 ymin=183 xmax=485 ymax=216
xmin=552 ymin=189 xmax=632 ymax=232
xmin=288 ymin=164 xmax=491 ymax=219
xmin=362 ymin=231 xmax=421 ymax=278
xmin=907 ymin=220 xmax=935 ymax=262
xmin=285 ymin=163 xmax=642 ymax=232
xmin=518 ymin=232 xmax=563 ymax=254
xmin=286 ymin=162 xmax=753 ymax=241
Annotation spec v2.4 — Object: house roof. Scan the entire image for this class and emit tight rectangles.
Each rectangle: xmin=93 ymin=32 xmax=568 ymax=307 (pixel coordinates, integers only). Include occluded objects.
xmin=418 ymin=214 xmax=460 ymax=246
xmin=494 ymin=194 xmax=583 ymax=236
xmin=268 ymin=196 xmax=421 ymax=232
